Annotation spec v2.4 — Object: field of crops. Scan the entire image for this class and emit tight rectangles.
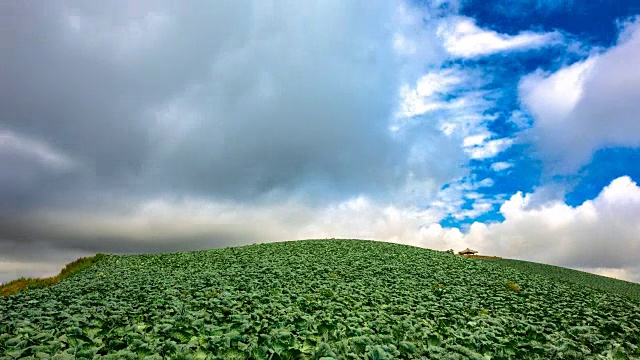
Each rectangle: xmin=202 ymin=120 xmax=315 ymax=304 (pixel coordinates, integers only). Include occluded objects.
xmin=1 ymin=239 xmax=639 ymax=359
xmin=481 ymin=258 xmax=640 ymax=300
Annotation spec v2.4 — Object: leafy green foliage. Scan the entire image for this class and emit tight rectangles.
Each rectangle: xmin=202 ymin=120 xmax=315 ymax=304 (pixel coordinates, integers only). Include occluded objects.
xmin=483 ymin=258 xmax=640 ymax=299
xmin=1 ymin=240 xmax=639 ymax=359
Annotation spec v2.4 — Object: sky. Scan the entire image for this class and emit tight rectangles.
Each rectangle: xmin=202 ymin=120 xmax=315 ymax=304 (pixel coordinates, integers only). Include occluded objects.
xmin=1 ymin=0 xmax=640 ymax=284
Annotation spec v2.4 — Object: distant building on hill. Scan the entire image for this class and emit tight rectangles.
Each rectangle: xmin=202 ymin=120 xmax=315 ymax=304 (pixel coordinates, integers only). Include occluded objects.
xmin=458 ymin=248 xmax=478 ymax=255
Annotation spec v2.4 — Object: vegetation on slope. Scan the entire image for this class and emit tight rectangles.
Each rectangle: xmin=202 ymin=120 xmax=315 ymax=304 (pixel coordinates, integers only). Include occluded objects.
xmin=1 ymin=240 xmax=639 ymax=359
xmin=0 ymin=254 xmax=105 ymax=297
xmin=481 ymin=258 xmax=640 ymax=300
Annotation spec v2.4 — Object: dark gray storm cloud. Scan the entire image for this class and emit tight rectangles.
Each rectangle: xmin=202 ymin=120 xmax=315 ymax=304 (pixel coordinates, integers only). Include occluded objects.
xmin=1 ymin=0 xmax=408 ymax=213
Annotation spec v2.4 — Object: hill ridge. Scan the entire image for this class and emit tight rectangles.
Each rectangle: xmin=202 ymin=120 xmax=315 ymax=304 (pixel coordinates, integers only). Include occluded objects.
xmin=1 ymin=239 xmax=639 ymax=359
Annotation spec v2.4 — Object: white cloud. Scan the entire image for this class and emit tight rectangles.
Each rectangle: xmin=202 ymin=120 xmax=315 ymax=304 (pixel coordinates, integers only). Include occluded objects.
xmin=392 ymin=0 xmax=458 ymax=76
xmin=394 ymin=12 xmax=528 ymax=171
xmin=395 ymin=65 xmax=508 ymax=165
xmin=437 ymin=16 xmax=562 ymax=58
xmin=427 ymin=175 xmax=499 ymax=221
xmin=520 ymin=57 xmax=597 ymax=128
xmin=476 ymin=178 xmax=495 ymax=187
xmin=464 ymin=192 xmax=483 ymax=200
xmin=394 ymin=63 xmax=506 ymax=189
xmin=393 ymin=61 xmax=512 ymax=202
xmin=464 ymin=176 xmax=640 ymax=282
xmin=519 ymin=18 xmax=640 ymax=173
xmin=397 ymin=67 xmax=468 ymax=118
xmin=465 ymin=137 xmax=513 ymax=159
xmin=414 ymin=70 xmax=465 ymax=98
xmin=439 ymin=112 xmax=497 ymax=137
xmin=453 ymin=201 xmax=494 ymax=221
xmin=462 ymin=132 xmax=489 ymax=147
xmin=491 ymin=161 xmax=513 ymax=172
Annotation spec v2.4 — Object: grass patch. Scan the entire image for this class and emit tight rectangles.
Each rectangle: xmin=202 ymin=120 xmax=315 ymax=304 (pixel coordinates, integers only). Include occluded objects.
xmin=0 ymin=253 xmax=105 ymax=297
xmin=504 ymin=280 xmax=521 ymax=293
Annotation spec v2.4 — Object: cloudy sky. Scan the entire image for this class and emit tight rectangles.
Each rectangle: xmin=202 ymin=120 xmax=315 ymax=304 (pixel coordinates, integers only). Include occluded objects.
xmin=2 ymin=0 xmax=640 ymax=284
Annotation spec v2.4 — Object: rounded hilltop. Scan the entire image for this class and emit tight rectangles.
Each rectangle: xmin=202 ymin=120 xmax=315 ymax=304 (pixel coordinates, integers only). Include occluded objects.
xmin=1 ymin=239 xmax=639 ymax=359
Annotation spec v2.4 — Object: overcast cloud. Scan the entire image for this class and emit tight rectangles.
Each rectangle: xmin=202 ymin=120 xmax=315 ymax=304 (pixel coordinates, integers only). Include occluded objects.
xmin=1 ymin=1 xmax=409 ymax=207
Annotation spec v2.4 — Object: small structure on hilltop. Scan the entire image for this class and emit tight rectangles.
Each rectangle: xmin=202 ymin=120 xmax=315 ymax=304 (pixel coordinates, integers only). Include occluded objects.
xmin=458 ymin=248 xmax=478 ymax=256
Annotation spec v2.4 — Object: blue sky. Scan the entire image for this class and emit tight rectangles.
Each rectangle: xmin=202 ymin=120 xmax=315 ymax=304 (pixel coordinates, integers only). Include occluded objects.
xmin=403 ymin=0 xmax=640 ymax=228
xmin=1 ymin=0 xmax=640 ymax=283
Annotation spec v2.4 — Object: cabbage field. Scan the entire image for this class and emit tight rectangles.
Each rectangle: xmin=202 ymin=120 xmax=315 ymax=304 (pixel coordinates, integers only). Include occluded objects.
xmin=482 ymin=258 xmax=640 ymax=300
xmin=1 ymin=239 xmax=639 ymax=359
